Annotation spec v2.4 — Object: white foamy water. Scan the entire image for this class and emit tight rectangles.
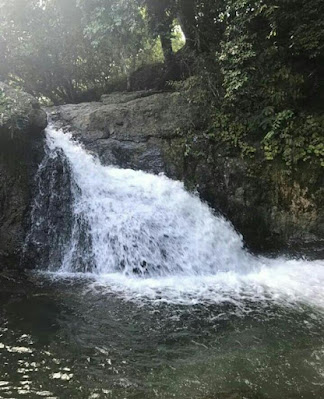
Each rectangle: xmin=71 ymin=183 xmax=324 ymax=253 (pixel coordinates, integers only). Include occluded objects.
xmin=44 ymin=126 xmax=324 ymax=308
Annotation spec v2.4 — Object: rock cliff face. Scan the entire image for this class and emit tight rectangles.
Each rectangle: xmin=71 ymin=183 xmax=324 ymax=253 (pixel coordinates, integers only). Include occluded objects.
xmin=51 ymin=91 xmax=324 ymax=254
xmin=0 ymin=83 xmax=47 ymax=268
xmin=50 ymin=91 xmax=197 ymax=176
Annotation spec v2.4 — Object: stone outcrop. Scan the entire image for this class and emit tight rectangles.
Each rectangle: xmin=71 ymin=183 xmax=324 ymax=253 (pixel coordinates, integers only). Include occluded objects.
xmin=0 ymin=83 xmax=47 ymax=268
xmin=49 ymin=91 xmax=197 ymax=176
xmin=50 ymin=91 xmax=324 ymax=254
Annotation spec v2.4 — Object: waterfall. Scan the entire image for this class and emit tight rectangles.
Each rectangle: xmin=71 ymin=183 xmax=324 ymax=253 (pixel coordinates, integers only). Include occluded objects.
xmin=26 ymin=125 xmax=324 ymax=307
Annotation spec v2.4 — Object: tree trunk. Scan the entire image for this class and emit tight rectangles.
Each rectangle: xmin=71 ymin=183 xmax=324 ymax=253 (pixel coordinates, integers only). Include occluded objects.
xmin=160 ymin=32 xmax=174 ymax=65
xmin=146 ymin=0 xmax=174 ymax=65
xmin=177 ymin=0 xmax=197 ymax=50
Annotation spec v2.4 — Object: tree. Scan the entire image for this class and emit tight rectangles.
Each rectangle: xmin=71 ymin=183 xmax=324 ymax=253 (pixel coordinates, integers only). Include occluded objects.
xmin=78 ymin=0 xmax=160 ymax=89
xmin=177 ymin=0 xmax=196 ymax=50
xmin=0 ymin=0 xmax=113 ymax=104
xmin=140 ymin=0 xmax=175 ymax=64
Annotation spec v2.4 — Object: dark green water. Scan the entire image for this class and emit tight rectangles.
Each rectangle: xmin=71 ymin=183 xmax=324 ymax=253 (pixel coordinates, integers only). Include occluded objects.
xmin=0 ymin=276 xmax=323 ymax=399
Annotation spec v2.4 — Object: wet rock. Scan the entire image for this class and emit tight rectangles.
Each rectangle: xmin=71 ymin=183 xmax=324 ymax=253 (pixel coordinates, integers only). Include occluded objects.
xmin=49 ymin=91 xmax=199 ymax=175
xmin=51 ymin=91 xmax=324 ymax=254
xmin=23 ymin=149 xmax=94 ymax=272
xmin=0 ymin=83 xmax=47 ymax=268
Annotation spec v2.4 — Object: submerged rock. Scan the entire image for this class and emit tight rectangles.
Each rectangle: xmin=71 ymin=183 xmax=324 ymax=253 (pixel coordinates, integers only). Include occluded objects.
xmin=51 ymin=91 xmax=323 ymax=254
xmin=0 ymin=83 xmax=47 ymax=268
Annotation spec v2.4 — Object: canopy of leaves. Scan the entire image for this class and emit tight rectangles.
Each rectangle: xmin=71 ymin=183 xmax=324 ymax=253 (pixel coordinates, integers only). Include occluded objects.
xmin=0 ymin=0 xmax=323 ymax=169
xmin=0 ymin=0 xmax=166 ymax=104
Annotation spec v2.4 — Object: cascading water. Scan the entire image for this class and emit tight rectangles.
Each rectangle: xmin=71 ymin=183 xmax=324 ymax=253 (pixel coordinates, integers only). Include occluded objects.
xmin=27 ymin=124 xmax=324 ymax=308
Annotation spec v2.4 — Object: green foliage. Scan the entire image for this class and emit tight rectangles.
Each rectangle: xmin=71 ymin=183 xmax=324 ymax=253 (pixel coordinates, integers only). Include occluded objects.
xmin=0 ymin=89 xmax=11 ymax=125
xmin=0 ymin=0 xmax=323 ymax=171
xmin=0 ymin=88 xmax=28 ymax=131
xmin=0 ymin=0 xmax=113 ymax=104
xmin=179 ymin=0 xmax=324 ymax=169
xmin=262 ymin=113 xmax=324 ymax=167
xmin=0 ymin=0 xmax=165 ymax=103
xmin=0 ymin=0 xmax=193 ymax=103
xmin=0 ymin=0 xmax=222 ymax=103
xmin=78 ymin=0 xmax=155 ymax=82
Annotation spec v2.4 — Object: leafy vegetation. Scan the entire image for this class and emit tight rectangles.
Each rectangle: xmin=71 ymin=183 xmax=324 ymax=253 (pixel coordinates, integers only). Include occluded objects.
xmin=0 ymin=88 xmax=17 ymax=128
xmin=174 ymin=0 xmax=324 ymax=170
xmin=213 ymin=0 xmax=324 ymax=169
xmin=0 ymin=87 xmax=30 ymax=132
xmin=0 ymin=89 xmax=10 ymax=121
xmin=0 ymin=0 xmax=323 ymax=168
